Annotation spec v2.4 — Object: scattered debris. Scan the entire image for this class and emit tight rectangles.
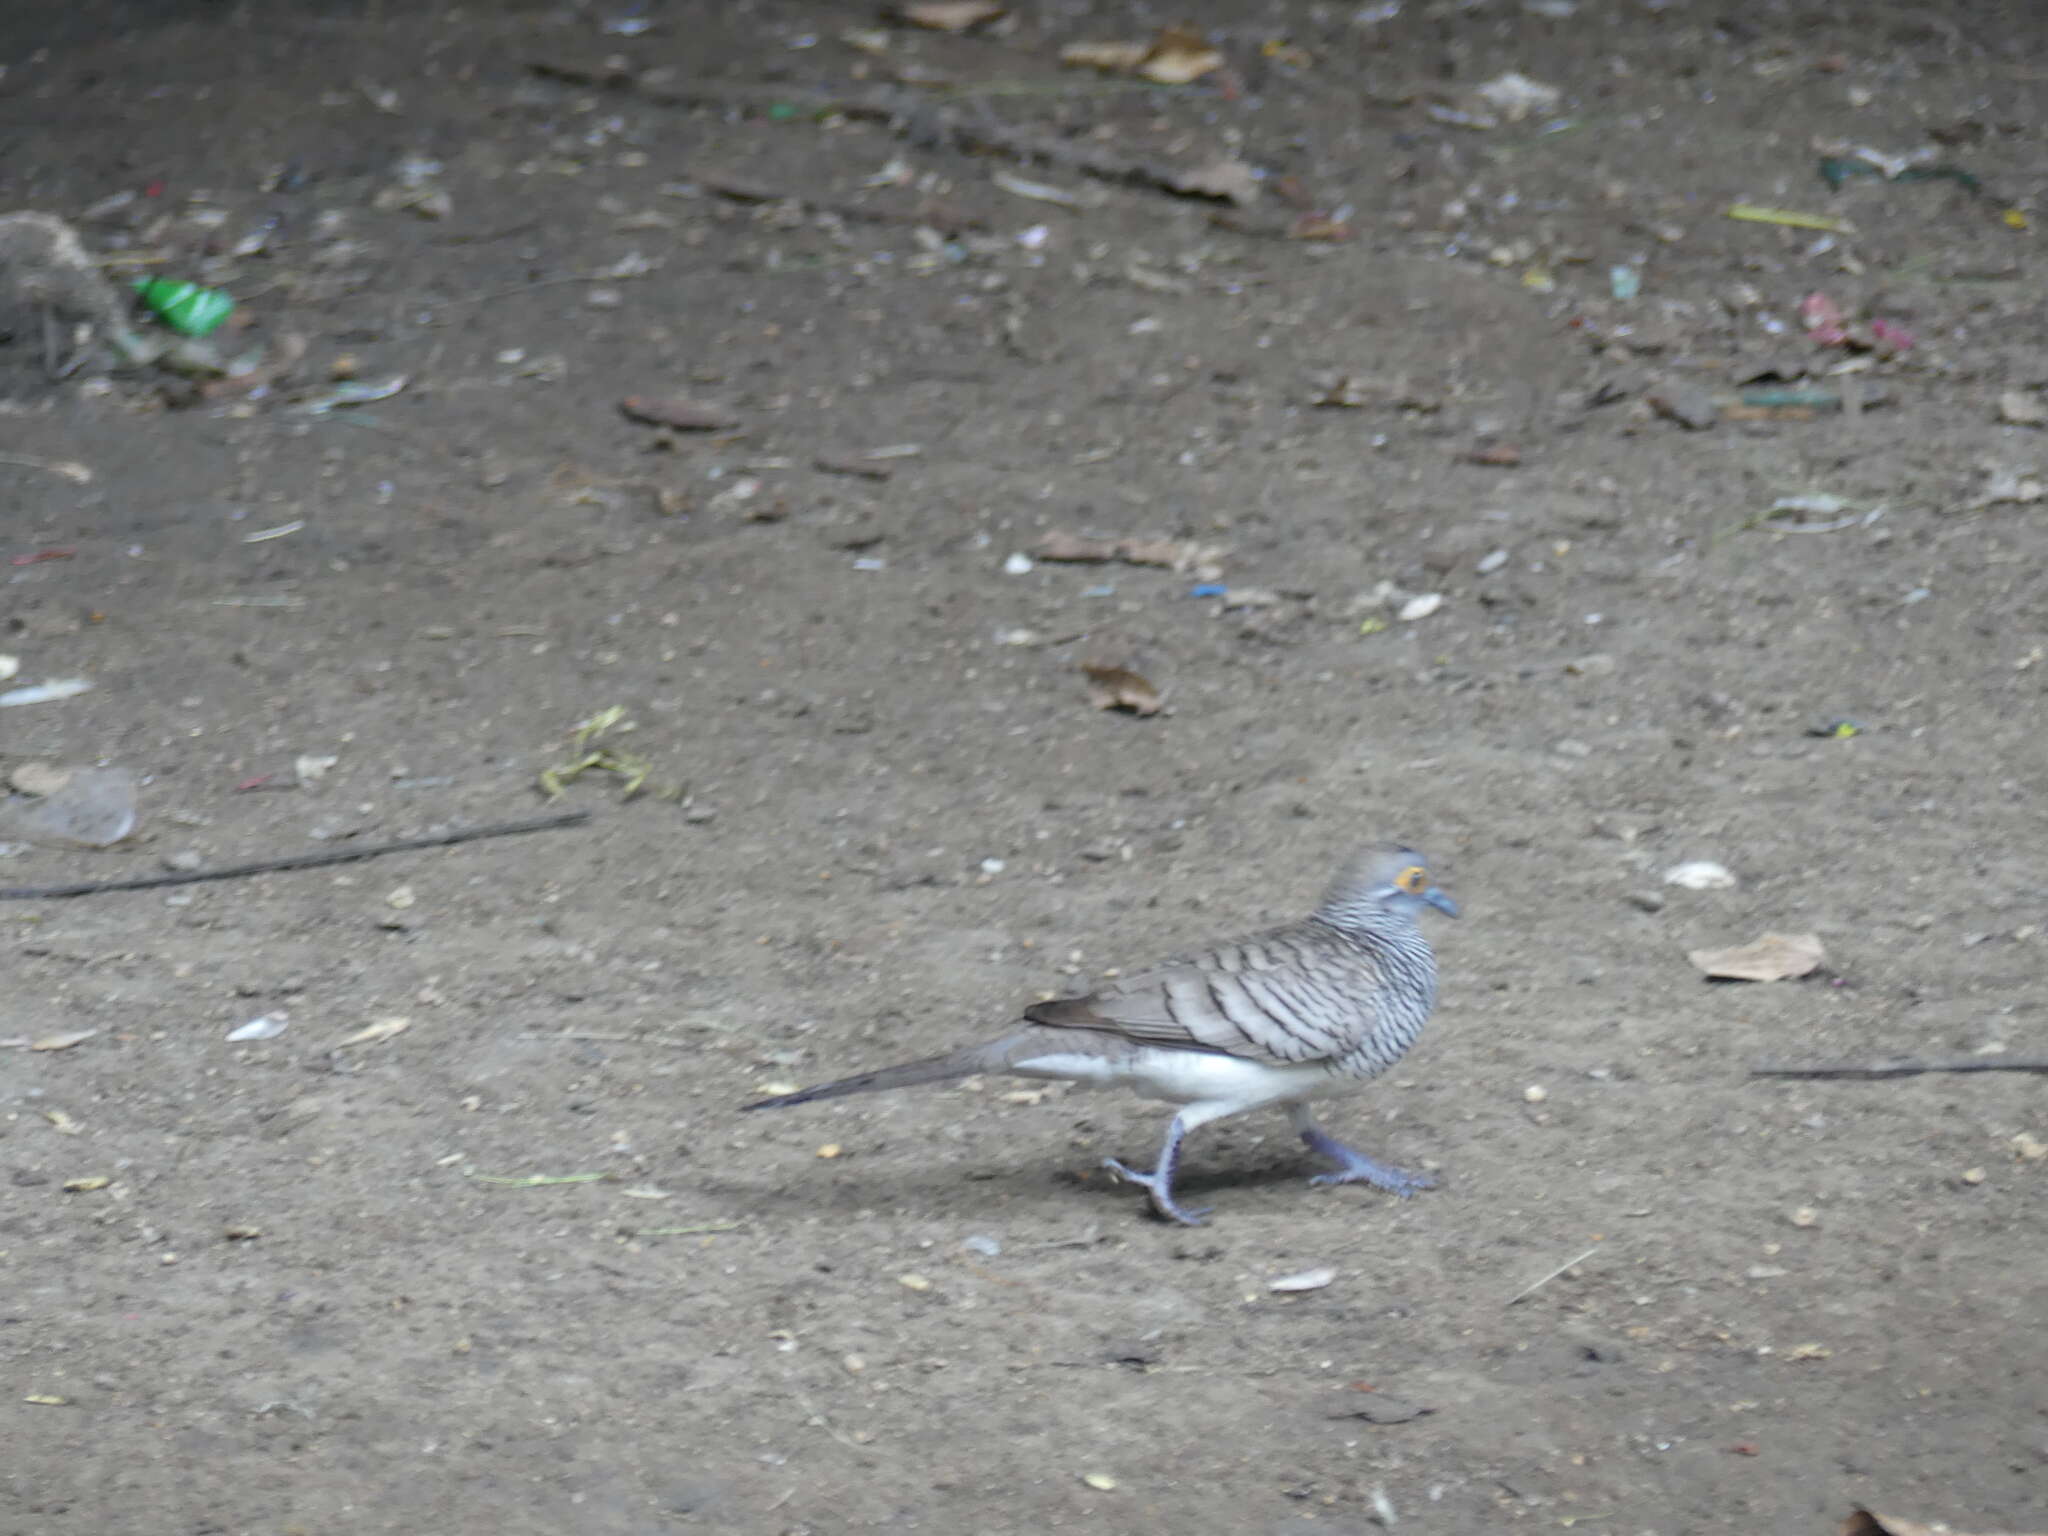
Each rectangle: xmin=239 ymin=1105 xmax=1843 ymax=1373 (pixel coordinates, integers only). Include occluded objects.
xmin=133 ymin=277 xmax=234 ymax=338
xmin=1663 ymin=860 xmax=1736 ymax=890
xmin=896 ymin=0 xmax=1004 ymax=30
xmin=539 ymin=706 xmax=680 ymax=801
xmin=1648 ymin=377 xmax=1719 ymax=430
xmin=227 ymin=1015 xmax=289 ymax=1043
xmin=1328 ymin=1393 xmax=1432 ymax=1425
xmin=1472 ymin=71 xmax=1561 ymax=122
xmin=1032 ymin=530 xmax=1228 ymax=575
xmin=1079 ymin=1472 xmax=1119 ymax=1492
xmin=1975 ymin=465 xmax=2046 ymax=507
xmin=31 ymin=1029 xmax=98 ymax=1052
xmin=1752 ymin=1058 xmax=2048 ymax=1081
xmin=469 ymin=1171 xmax=610 ymax=1188
xmin=1727 ymin=204 xmax=1853 ymax=232
xmin=0 ymin=678 xmax=94 ymax=707
xmin=1504 ymin=1243 xmax=1603 ymax=1305
xmin=1080 ymin=663 xmax=1163 ymax=717
xmin=1268 ymin=1267 xmax=1337 ymax=1292
xmin=1997 ymin=391 xmax=2046 ymax=427
xmin=0 ymin=809 xmax=590 ymax=902
xmin=1688 ymin=932 xmax=1826 ymax=983
xmin=620 ymin=395 xmax=741 ymax=431
xmin=335 ymin=1016 xmax=412 ymax=1049
xmin=0 ymin=765 xmax=138 ymax=849
xmin=1840 ymin=1508 xmax=2048 ymax=1536
xmin=1061 ymin=25 xmax=1224 ymax=85
xmin=62 ymin=1176 xmax=112 ymax=1193
xmin=991 ymin=169 xmax=1085 ymax=207
xmin=1170 ymin=158 xmax=1260 ymax=205
xmin=294 ymin=376 xmax=409 ymax=414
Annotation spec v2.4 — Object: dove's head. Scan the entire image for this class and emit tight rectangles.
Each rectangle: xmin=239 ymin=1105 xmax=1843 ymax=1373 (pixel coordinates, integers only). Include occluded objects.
xmin=1318 ymin=845 xmax=1459 ymax=927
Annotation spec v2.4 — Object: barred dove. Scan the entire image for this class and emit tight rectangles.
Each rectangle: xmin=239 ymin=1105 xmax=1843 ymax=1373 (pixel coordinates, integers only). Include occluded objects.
xmin=743 ymin=845 xmax=1458 ymax=1225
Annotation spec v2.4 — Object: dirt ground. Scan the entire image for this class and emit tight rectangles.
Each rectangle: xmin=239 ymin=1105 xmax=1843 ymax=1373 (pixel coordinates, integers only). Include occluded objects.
xmin=4 ymin=1 xmax=2046 ymax=1532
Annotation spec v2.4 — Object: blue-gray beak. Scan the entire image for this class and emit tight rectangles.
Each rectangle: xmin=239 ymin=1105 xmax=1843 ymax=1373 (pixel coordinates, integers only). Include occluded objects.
xmin=1423 ymin=886 xmax=1460 ymax=918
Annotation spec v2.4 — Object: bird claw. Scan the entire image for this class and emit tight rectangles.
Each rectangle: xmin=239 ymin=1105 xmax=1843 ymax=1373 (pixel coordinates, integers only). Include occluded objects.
xmin=1102 ymin=1157 xmax=1211 ymax=1226
xmin=1307 ymin=1160 xmax=1436 ymax=1198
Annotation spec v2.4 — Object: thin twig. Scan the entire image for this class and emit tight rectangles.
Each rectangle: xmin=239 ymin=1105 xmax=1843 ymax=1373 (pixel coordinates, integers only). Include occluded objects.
xmin=1505 ymin=1244 xmax=1603 ymax=1306
xmin=1751 ymin=1059 xmax=2048 ymax=1080
xmin=0 ymin=809 xmax=592 ymax=900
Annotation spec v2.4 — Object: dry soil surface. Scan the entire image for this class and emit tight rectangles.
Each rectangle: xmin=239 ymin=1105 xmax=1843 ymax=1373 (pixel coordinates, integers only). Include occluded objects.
xmin=3 ymin=3 xmax=2046 ymax=1534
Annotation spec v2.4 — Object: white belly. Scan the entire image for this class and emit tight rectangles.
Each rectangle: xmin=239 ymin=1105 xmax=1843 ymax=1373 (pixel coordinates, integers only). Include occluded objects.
xmin=1011 ymin=1047 xmax=1341 ymax=1111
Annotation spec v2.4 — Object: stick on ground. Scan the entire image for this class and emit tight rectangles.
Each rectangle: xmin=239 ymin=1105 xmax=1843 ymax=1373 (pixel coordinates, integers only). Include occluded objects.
xmin=1751 ymin=1059 xmax=2048 ymax=1080
xmin=0 ymin=809 xmax=592 ymax=900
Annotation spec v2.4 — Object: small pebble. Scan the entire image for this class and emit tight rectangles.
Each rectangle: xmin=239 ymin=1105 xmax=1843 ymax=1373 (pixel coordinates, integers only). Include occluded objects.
xmin=962 ymin=1234 xmax=1003 ymax=1257
xmin=1664 ymin=860 xmax=1737 ymax=890
xmin=815 ymin=1143 xmax=842 ymax=1159
xmin=1002 ymin=552 xmax=1034 ymax=575
xmin=897 ymin=1273 xmax=933 ymax=1292
xmin=1961 ymin=1166 xmax=1987 ymax=1185
xmin=1522 ymin=1084 xmax=1549 ymax=1104
xmin=1789 ymin=1206 xmax=1820 ymax=1228
xmin=161 ymin=849 xmax=204 ymax=872
xmin=1476 ymin=548 xmax=1509 ymax=574
xmin=1080 ymin=1472 xmax=1118 ymax=1492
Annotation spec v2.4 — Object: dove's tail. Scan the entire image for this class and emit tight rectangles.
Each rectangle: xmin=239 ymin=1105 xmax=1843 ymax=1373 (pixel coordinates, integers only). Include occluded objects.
xmin=740 ymin=1046 xmax=993 ymax=1110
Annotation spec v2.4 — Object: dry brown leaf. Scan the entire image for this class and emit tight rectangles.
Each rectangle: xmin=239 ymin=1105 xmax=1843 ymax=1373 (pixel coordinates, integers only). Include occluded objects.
xmin=31 ymin=1029 xmax=97 ymax=1052
xmin=335 ymin=1016 xmax=413 ymax=1048
xmin=1688 ymin=932 xmax=1826 ymax=982
xmin=1059 ymin=39 xmax=1151 ymax=72
xmin=1843 ymin=1509 xmax=2048 ymax=1536
xmin=1137 ymin=25 xmax=1224 ymax=84
xmin=1082 ymin=664 xmax=1163 ymax=716
xmin=1171 ymin=158 xmax=1260 ymax=206
xmin=899 ymin=0 xmax=1004 ymax=31
xmin=620 ymin=396 xmax=741 ymax=431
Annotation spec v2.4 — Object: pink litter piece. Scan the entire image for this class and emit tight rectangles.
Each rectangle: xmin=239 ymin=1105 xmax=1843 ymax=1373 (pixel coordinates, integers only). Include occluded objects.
xmin=1868 ymin=318 xmax=1915 ymax=352
xmin=1798 ymin=292 xmax=1848 ymax=345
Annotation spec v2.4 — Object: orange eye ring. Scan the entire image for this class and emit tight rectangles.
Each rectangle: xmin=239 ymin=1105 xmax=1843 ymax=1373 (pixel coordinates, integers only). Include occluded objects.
xmin=1394 ymin=865 xmax=1428 ymax=894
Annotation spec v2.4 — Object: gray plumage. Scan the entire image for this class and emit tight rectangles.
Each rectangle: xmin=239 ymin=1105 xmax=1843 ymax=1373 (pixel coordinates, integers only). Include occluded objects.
xmin=744 ymin=844 xmax=1458 ymax=1224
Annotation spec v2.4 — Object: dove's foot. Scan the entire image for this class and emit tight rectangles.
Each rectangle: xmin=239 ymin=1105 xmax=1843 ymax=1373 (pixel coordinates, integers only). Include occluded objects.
xmin=1102 ymin=1156 xmax=1212 ymax=1226
xmin=1103 ymin=1112 xmax=1211 ymax=1225
xmin=1297 ymin=1120 xmax=1436 ymax=1199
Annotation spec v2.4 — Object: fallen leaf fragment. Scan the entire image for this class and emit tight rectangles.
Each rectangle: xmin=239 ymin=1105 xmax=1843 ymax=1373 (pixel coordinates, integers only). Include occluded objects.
xmin=1170 ymin=158 xmax=1260 ymax=206
xmin=1080 ymin=1472 xmax=1119 ymax=1491
xmin=1137 ymin=25 xmax=1224 ymax=84
xmin=24 ymin=1394 xmax=69 ymax=1406
xmin=1689 ymin=932 xmax=1825 ymax=982
xmin=62 ymin=1176 xmax=112 ymax=1192
xmin=1081 ymin=663 xmax=1162 ymax=717
xmin=1033 ymin=530 xmax=1227 ymax=572
xmin=335 ymin=1016 xmax=412 ymax=1048
xmin=43 ymin=1109 xmax=82 ymax=1135
xmin=1268 ymin=1266 xmax=1336 ymax=1292
xmin=897 ymin=1272 xmax=933 ymax=1292
xmin=898 ymin=0 xmax=1004 ymax=31
xmin=31 ymin=1029 xmax=97 ymax=1052
xmin=1060 ymin=39 xmax=1150 ymax=72
xmin=620 ymin=395 xmax=740 ymax=431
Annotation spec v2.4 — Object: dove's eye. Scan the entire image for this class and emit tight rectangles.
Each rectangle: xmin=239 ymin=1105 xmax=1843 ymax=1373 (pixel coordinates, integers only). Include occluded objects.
xmin=1394 ymin=866 xmax=1428 ymax=893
